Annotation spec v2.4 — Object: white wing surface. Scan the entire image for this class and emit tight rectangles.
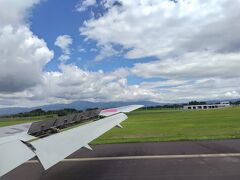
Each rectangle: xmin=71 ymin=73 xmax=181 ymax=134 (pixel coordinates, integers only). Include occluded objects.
xmin=0 ymin=140 xmax=35 ymax=177
xmin=0 ymin=132 xmax=34 ymax=145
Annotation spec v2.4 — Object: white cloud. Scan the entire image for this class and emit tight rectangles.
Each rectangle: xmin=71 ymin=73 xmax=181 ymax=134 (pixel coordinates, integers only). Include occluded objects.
xmin=25 ymin=64 xmax=153 ymax=104
xmin=54 ymin=35 xmax=73 ymax=62
xmin=78 ymin=0 xmax=240 ymax=102
xmin=136 ymin=77 xmax=240 ymax=103
xmin=55 ymin=35 xmax=72 ymax=50
xmin=132 ymin=52 xmax=240 ymax=79
xmin=140 ymin=80 xmax=189 ymax=89
xmin=0 ymin=0 xmax=40 ymax=26
xmin=225 ymin=91 xmax=240 ymax=98
xmin=164 ymin=78 xmax=240 ymax=102
xmin=90 ymin=48 xmax=97 ymax=52
xmin=95 ymin=44 xmax=119 ymax=61
xmin=0 ymin=0 xmax=54 ymax=94
xmin=0 ymin=62 xmax=157 ymax=107
xmin=76 ymin=0 xmax=96 ymax=12
xmin=80 ymin=0 xmax=240 ymax=59
xmin=78 ymin=47 xmax=86 ymax=53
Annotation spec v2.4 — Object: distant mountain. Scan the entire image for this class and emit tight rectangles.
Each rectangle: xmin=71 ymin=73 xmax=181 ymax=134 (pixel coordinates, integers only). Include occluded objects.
xmin=0 ymin=100 xmax=162 ymax=116
xmin=0 ymin=107 xmax=30 ymax=116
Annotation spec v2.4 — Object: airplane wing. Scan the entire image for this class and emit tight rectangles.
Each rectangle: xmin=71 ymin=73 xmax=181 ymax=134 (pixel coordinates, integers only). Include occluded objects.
xmin=30 ymin=113 xmax=127 ymax=169
xmin=0 ymin=105 xmax=143 ymax=177
xmin=0 ymin=140 xmax=36 ymax=177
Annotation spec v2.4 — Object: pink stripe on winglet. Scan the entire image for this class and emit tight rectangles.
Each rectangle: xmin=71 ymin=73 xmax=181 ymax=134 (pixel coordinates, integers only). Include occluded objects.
xmin=102 ymin=108 xmax=118 ymax=112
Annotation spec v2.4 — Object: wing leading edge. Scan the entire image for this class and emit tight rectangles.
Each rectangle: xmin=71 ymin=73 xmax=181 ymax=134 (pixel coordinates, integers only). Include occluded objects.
xmin=0 ymin=105 xmax=143 ymax=177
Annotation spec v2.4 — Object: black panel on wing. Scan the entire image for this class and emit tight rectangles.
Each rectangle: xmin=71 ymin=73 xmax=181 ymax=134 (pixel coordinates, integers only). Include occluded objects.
xmin=27 ymin=119 xmax=57 ymax=136
xmin=27 ymin=108 xmax=101 ymax=136
xmin=54 ymin=114 xmax=77 ymax=128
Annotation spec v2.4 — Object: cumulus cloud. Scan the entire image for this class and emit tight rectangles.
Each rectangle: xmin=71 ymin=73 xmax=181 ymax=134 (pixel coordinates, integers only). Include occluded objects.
xmin=132 ymin=52 xmax=240 ymax=79
xmin=140 ymin=80 xmax=189 ymax=89
xmin=0 ymin=25 xmax=53 ymax=93
xmin=80 ymin=0 xmax=240 ymax=59
xmin=0 ymin=0 xmax=40 ymax=26
xmin=158 ymin=78 xmax=240 ymax=102
xmin=54 ymin=35 xmax=73 ymax=62
xmin=0 ymin=0 xmax=54 ymax=94
xmin=79 ymin=0 xmax=240 ymax=101
xmin=137 ymin=77 xmax=240 ymax=103
xmin=76 ymin=0 xmax=96 ymax=12
xmin=95 ymin=44 xmax=119 ymax=61
xmin=26 ymin=64 xmax=153 ymax=104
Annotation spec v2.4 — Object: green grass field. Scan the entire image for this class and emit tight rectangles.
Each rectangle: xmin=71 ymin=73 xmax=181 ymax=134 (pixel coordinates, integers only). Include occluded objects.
xmin=93 ymin=107 xmax=240 ymax=144
xmin=1 ymin=107 xmax=240 ymax=144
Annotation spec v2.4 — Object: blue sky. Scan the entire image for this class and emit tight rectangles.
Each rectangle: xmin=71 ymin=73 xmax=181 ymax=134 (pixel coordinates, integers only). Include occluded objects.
xmin=29 ymin=0 xmax=152 ymax=85
xmin=0 ymin=0 xmax=240 ymax=107
xmin=30 ymin=0 xmax=102 ymax=71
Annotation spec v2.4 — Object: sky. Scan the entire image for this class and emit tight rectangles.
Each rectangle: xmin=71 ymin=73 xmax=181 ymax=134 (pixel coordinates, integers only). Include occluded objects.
xmin=0 ymin=0 xmax=240 ymax=107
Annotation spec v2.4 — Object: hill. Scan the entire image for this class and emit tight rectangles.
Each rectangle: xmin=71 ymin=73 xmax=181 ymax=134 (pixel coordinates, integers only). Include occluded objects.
xmin=0 ymin=100 xmax=161 ymax=116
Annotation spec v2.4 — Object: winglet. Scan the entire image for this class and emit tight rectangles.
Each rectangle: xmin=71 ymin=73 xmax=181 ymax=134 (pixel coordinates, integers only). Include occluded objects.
xmin=100 ymin=105 xmax=144 ymax=116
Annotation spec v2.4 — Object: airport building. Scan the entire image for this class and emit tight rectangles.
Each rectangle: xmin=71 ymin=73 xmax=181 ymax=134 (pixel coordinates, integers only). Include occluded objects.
xmin=183 ymin=101 xmax=230 ymax=110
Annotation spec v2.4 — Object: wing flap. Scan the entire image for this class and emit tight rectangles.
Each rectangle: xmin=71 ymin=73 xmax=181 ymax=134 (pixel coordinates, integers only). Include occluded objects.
xmin=0 ymin=140 xmax=35 ymax=177
xmin=30 ymin=113 xmax=128 ymax=170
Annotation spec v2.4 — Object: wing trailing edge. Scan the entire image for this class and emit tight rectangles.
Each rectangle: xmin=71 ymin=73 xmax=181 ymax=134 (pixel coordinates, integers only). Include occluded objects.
xmin=0 ymin=140 xmax=35 ymax=177
xmin=30 ymin=113 xmax=128 ymax=170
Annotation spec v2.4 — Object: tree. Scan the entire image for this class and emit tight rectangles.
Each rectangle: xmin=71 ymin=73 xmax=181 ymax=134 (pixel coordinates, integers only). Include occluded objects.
xmin=189 ymin=101 xmax=206 ymax=105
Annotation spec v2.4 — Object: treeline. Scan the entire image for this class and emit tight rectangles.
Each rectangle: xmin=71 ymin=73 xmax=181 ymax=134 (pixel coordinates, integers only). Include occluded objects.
xmin=4 ymin=100 xmax=240 ymax=117
xmin=143 ymin=104 xmax=184 ymax=109
xmin=142 ymin=101 xmax=207 ymax=109
xmin=5 ymin=108 xmax=81 ymax=118
xmin=142 ymin=100 xmax=240 ymax=110
xmin=188 ymin=101 xmax=207 ymax=105
xmin=230 ymin=101 xmax=240 ymax=105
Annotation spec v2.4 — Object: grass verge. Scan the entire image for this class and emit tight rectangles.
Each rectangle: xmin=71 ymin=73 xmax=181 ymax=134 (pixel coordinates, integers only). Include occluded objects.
xmin=1 ymin=107 xmax=240 ymax=144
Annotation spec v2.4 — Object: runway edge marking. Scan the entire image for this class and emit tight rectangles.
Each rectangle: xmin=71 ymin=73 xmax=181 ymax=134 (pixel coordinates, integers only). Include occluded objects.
xmin=26 ymin=153 xmax=240 ymax=163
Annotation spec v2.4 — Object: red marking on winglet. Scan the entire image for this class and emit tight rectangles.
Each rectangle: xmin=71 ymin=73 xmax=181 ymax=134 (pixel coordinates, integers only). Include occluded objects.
xmin=102 ymin=108 xmax=118 ymax=112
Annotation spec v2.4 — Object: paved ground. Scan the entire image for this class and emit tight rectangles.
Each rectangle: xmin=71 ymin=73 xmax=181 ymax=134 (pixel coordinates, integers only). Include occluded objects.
xmin=3 ymin=139 xmax=240 ymax=180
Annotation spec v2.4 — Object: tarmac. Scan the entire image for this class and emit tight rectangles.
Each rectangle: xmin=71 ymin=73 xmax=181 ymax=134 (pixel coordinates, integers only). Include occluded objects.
xmin=3 ymin=139 xmax=240 ymax=180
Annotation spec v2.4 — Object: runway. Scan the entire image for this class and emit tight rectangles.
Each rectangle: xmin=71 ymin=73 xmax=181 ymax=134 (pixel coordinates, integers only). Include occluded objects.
xmin=2 ymin=139 xmax=240 ymax=180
